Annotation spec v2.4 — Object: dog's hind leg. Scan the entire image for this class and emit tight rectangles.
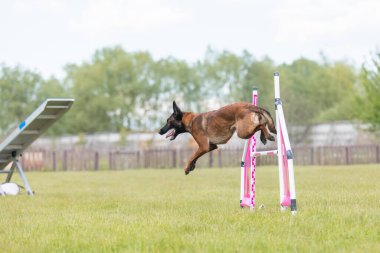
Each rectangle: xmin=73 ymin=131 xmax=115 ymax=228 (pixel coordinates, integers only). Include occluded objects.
xmin=260 ymin=132 xmax=267 ymax=145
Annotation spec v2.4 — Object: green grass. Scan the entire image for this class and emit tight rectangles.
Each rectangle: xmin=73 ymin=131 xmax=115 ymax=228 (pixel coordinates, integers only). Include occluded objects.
xmin=0 ymin=165 xmax=379 ymax=253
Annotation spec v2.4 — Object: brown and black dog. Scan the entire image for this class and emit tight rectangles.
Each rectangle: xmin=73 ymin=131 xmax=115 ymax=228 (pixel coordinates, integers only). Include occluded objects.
xmin=159 ymin=101 xmax=277 ymax=175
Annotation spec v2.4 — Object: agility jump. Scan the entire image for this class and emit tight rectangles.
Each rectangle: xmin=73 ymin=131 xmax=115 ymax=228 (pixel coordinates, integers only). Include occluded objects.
xmin=0 ymin=99 xmax=74 ymax=195
xmin=240 ymin=72 xmax=297 ymax=214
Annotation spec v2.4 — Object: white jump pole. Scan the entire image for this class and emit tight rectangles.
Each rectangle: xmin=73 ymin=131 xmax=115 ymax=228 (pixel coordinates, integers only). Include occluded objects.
xmin=274 ymin=72 xmax=286 ymax=212
xmin=274 ymin=72 xmax=297 ymax=214
xmin=240 ymin=140 xmax=249 ymax=206
xmin=240 ymin=138 xmax=252 ymax=207
xmin=253 ymin=150 xmax=278 ymax=156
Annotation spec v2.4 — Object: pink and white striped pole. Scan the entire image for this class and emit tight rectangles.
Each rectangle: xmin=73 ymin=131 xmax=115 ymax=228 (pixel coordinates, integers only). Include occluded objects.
xmin=253 ymin=150 xmax=278 ymax=157
xmin=240 ymin=88 xmax=258 ymax=209
xmin=250 ymin=88 xmax=258 ymax=209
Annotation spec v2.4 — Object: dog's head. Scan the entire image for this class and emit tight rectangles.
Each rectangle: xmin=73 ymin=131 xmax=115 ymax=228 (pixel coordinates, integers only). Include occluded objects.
xmin=159 ymin=101 xmax=187 ymax=141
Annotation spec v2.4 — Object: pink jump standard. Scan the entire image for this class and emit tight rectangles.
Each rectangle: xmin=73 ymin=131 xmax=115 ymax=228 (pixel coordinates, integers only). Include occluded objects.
xmin=240 ymin=72 xmax=297 ymax=215
xmin=240 ymin=88 xmax=258 ymax=209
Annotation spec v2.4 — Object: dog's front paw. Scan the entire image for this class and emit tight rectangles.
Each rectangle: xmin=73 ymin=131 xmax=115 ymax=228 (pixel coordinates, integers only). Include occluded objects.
xmin=184 ymin=167 xmax=191 ymax=175
xmin=184 ymin=161 xmax=196 ymax=175
xmin=268 ymin=134 xmax=275 ymax=141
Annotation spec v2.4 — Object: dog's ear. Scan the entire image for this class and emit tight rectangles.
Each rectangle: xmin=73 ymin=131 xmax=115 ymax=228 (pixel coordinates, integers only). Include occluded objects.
xmin=173 ymin=101 xmax=183 ymax=119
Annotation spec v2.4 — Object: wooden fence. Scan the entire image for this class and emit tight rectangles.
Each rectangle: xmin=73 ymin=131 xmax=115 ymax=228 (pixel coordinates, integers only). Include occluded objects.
xmin=13 ymin=145 xmax=380 ymax=172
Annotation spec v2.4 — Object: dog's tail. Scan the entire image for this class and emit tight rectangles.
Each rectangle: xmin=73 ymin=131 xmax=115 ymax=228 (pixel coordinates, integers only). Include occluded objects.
xmin=260 ymin=108 xmax=277 ymax=134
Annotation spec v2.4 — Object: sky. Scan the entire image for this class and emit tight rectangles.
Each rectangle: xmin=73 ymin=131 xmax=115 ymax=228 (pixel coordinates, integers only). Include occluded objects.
xmin=0 ymin=0 xmax=379 ymax=79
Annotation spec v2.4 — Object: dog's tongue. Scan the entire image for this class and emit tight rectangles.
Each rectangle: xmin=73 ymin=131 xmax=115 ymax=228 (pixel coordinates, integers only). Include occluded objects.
xmin=166 ymin=129 xmax=175 ymax=139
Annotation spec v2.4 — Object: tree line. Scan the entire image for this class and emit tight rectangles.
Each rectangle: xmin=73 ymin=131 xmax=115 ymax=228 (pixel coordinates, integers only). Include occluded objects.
xmin=0 ymin=46 xmax=379 ymax=136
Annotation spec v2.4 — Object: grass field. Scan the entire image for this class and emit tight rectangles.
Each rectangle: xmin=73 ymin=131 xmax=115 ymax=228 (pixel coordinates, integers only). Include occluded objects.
xmin=0 ymin=165 xmax=379 ymax=253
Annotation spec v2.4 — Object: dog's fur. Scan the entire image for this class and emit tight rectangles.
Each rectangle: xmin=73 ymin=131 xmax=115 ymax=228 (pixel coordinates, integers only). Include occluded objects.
xmin=159 ymin=101 xmax=277 ymax=175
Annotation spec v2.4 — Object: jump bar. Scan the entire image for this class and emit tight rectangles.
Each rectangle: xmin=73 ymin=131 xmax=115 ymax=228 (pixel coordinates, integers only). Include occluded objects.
xmin=251 ymin=150 xmax=278 ymax=157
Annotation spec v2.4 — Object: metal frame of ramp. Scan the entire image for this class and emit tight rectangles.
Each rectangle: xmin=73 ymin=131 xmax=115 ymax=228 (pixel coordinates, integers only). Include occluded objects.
xmin=0 ymin=98 xmax=74 ymax=196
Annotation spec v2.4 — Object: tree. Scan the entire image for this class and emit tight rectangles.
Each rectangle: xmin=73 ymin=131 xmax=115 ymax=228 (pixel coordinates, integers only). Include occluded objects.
xmin=200 ymin=48 xmax=248 ymax=108
xmin=358 ymin=52 xmax=380 ymax=130
xmin=34 ymin=77 xmax=70 ymax=135
xmin=243 ymin=57 xmax=276 ymax=110
xmin=316 ymin=62 xmax=357 ymax=122
xmin=149 ymin=56 xmax=202 ymax=131
xmin=63 ymin=47 xmax=162 ymax=133
xmin=277 ymin=58 xmax=356 ymax=125
xmin=0 ymin=64 xmax=42 ymax=133
xmin=0 ymin=46 xmax=367 ymax=135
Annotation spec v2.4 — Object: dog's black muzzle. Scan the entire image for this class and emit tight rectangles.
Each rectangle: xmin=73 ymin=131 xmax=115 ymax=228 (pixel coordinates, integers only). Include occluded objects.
xmin=159 ymin=124 xmax=171 ymax=135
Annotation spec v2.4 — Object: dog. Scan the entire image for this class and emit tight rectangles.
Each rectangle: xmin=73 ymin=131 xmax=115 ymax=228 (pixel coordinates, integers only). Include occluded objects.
xmin=159 ymin=101 xmax=277 ymax=175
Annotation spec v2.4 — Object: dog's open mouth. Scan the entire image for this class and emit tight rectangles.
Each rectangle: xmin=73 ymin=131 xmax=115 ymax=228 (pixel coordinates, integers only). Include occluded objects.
xmin=166 ymin=129 xmax=176 ymax=140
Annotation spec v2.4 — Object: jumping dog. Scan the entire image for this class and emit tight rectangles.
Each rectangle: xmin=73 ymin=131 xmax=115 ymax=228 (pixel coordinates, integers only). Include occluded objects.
xmin=159 ymin=101 xmax=277 ymax=175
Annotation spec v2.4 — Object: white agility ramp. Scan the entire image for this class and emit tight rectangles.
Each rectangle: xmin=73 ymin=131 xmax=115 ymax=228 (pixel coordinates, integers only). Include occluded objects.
xmin=0 ymin=99 xmax=74 ymax=196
